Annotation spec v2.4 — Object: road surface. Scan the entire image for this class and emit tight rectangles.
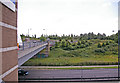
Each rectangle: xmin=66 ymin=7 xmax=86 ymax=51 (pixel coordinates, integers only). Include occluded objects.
xmin=19 ymin=68 xmax=118 ymax=81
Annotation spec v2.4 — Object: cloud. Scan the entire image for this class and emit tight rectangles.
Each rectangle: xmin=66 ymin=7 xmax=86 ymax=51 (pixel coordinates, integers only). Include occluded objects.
xmin=18 ymin=0 xmax=118 ymax=36
xmin=102 ymin=2 xmax=111 ymax=7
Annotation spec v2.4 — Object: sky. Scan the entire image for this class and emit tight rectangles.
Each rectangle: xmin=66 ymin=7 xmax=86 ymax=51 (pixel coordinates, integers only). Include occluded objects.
xmin=18 ymin=0 xmax=119 ymax=37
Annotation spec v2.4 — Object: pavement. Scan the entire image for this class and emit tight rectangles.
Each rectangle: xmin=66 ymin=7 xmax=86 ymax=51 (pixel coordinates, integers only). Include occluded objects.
xmin=20 ymin=65 xmax=118 ymax=69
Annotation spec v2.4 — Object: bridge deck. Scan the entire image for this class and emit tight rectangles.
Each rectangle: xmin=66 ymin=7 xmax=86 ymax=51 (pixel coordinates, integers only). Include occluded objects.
xmin=18 ymin=43 xmax=48 ymax=59
xmin=18 ymin=43 xmax=48 ymax=67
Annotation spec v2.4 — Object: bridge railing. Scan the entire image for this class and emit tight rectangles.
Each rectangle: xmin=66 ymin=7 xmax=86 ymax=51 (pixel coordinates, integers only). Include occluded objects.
xmin=19 ymin=41 xmax=47 ymax=51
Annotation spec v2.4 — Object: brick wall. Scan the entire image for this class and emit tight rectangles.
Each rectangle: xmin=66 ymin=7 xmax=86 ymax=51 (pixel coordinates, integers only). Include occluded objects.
xmin=0 ymin=1 xmax=18 ymax=82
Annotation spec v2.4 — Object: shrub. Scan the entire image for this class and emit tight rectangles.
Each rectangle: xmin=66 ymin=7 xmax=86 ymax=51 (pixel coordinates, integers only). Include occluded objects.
xmin=81 ymin=40 xmax=85 ymax=44
xmin=80 ymin=44 xmax=85 ymax=48
xmin=97 ymin=43 xmax=102 ymax=48
xmin=71 ymin=39 xmax=73 ymax=42
xmin=72 ymin=43 xmax=77 ymax=46
xmin=55 ymin=42 xmax=59 ymax=48
xmin=88 ymin=42 xmax=92 ymax=45
xmin=112 ymin=51 xmax=118 ymax=55
xmin=63 ymin=53 xmax=75 ymax=57
xmin=106 ymin=41 xmax=109 ymax=45
xmin=85 ymin=43 xmax=89 ymax=47
xmin=77 ymin=41 xmax=81 ymax=45
xmin=94 ymin=48 xmax=105 ymax=53
xmin=61 ymin=40 xmax=66 ymax=47
xmin=102 ymin=43 xmax=105 ymax=47
xmin=50 ymin=47 xmax=55 ymax=50
xmin=63 ymin=45 xmax=75 ymax=50
xmin=112 ymin=43 xmax=118 ymax=47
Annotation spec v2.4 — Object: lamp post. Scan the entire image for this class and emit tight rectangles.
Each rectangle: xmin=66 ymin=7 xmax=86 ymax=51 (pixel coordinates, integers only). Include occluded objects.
xmin=112 ymin=30 xmax=119 ymax=79
xmin=43 ymin=28 xmax=47 ymax=37
xmin=28 ymin=28 xmax=32 ymax=37
xmin=118 ymin=30 xmax=120 ymax=80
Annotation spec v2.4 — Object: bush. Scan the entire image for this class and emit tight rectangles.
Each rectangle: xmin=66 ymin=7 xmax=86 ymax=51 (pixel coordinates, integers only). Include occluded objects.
xmin=77 ymin=41 xmax=81 ymax=45
xmin=63 ymin=53 xmax=75 ymax=57
xmin=80 ymin=44 xmax=86 ymax=48
xmin=97 ymin=43 xmax=102 ymax=48
xmin=112 ymin=51 xmax=118 ymax=55
xmin=50 ymin=47 xmax=55 ymax=50
xmin=55 ymin=42 xmax=59 ymax=48
xmin=81 ymin=40 xmax=85 ymax=44
xmin=63 ymin=45 xmax=75 ymax=50
xmin=102 ymin=43 xmax=105 ymax=47
xmin=85 ymin=43 xmax=89 ymax=47
xmin=94 ymin=48 xmax=105 ymax=53
xmin=88 ymin=42 xmax=92 ymax=45
xmin=61 ymin=40 xmax=66 ymax=47
xmin=72 ymin=43 xmax=77 ymax=46
xmin=112 ymin=43 xmax=118 ymax=47
xmin=106 ymin=41 xmax=109 ymax=45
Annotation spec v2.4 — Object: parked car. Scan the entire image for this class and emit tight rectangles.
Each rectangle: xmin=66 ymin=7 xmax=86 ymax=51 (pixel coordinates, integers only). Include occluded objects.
xmin=18 ymin=69 xmax=28 ymax=76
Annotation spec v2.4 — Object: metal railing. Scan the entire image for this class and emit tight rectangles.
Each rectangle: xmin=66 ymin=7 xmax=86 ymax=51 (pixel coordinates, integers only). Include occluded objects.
xmin=19 ymin=41 xmax=47 ymax=51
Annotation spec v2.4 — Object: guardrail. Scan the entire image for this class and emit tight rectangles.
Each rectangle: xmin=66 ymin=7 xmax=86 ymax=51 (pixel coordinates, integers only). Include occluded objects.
xmin=19 ymin=41 xmax=47 ymax=51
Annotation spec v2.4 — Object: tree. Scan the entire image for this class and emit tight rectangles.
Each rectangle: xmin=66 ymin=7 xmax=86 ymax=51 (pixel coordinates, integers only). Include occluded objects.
xmin=61 ymin=40 xmax=66 ymax=47
xmin=40 ymin=36 xmax=46 ymax=41
xmin=55 ymin=42 xmax=59 ymax=48
xmin=66 ymin=41 xmax=71 ymax=47
xmin=98 ymin=43 xmax=102 ymax=48
xmin=81 ymin=40 xmax=85 ymax=44
xmin=71 ymin=39 xmax=73 ymax=42
xmin=71 ymin=34 xmax=73 ymax=37
xmin=34 ymin=34 xmax=36 ymax=38
xmin=106 ymin=41 xmax=109 ymax=45
xmin=102 ymin=43 xmax=105 ymax=47
xmin=59 ymin=38 xmax=62 ymax=41
xmin=77 ymin=41 xmax=81 ymax=45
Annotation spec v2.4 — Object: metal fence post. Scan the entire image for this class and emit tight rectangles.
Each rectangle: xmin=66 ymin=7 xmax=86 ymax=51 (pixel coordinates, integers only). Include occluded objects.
xmin=37 ymin=41 xmax=38 ymax=46
xmin=118 ymin=30 xmax=120 ymax=80
xmin=29 ymin=42 xmax=31 ymax=48
xmin=23 ymin=42 xmax=24 ymax=50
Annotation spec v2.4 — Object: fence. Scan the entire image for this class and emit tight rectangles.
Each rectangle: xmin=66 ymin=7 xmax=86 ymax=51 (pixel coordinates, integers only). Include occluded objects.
xmin=19 ymin=41 xmax=47 ymax=51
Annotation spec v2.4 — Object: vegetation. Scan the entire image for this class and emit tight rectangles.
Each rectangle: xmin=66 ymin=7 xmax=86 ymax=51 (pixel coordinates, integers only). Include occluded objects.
xmin=23 ymin=32 xmax=118 ymax=66
xmin=20 ymin=34 xmax=40 ymax=42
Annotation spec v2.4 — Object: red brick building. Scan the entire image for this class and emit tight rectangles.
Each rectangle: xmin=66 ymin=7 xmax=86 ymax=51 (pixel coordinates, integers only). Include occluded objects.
xmin=0 ymin=0 xmax=18 ymax=81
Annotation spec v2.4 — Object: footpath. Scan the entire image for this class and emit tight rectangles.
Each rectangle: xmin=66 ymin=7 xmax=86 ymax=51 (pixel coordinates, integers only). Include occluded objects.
xmin=20 ymin=65 xmax=118 ymax=69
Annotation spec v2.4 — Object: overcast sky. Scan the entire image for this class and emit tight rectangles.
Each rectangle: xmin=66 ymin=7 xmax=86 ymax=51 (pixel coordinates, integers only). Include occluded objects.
xmin=18 ymin=0 xmax=119 ymax=37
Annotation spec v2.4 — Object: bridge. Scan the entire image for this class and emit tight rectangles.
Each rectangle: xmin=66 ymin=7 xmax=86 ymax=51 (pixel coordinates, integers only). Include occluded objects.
xmin=18 ymin=40 xmax=52 ymax=67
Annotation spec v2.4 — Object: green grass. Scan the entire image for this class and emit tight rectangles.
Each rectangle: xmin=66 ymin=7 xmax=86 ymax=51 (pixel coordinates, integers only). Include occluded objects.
xmin=23 ymin=39 xmax=118 ymax=66
xmin=23 ymin=66 xmax=118 ymax=70
xmin=23 ymin=56 xmax=118 ymax=66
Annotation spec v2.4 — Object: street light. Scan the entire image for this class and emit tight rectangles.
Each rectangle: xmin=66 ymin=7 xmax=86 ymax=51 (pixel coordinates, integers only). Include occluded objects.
xmin=28 ymin=28 xmax=32 ymax=37
xmin=113 ymin=29 xmax=120 ymax=79
xmin=43 ymin=28 xmax=47 ymax=37
xmin=118 ymin=29 xmax=120 ymax=80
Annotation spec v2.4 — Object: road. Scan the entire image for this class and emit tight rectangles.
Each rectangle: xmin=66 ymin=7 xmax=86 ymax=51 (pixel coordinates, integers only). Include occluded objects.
xmin=19 ymin=69 xmax=118 ymax=81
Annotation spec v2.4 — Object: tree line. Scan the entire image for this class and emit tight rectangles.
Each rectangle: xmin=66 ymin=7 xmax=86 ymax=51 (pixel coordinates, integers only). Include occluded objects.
xmin=20 ymin=32 xmax=118 ymax=43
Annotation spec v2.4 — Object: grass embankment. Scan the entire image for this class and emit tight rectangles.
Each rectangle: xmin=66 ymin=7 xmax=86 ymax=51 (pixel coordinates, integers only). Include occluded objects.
xmin=23 ymin=39 xmax=118 ymax=66
xmin=36 ymin=66 xmax=118 ymax=70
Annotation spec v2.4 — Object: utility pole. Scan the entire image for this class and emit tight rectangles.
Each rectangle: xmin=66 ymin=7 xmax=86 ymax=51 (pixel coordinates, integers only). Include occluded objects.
xmin=28 ymin=28 xmax=32 ymax=37
xmin=118 ymin=30 xmax=120 ymax=80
